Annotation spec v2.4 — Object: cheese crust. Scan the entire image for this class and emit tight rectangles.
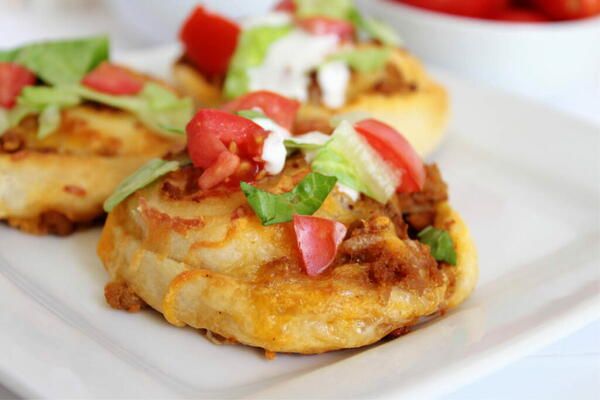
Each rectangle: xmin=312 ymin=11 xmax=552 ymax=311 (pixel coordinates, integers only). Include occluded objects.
xmin=0 ymin=105 xmax=183 ymax=234
xmin=98 ymin=160 xmax=477 ymax=354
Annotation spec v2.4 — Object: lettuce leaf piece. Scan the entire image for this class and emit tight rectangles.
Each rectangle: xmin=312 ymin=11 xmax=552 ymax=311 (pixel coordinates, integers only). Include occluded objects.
xmin=311 ymin=120 xmax=400 ymax=203
xmin=3 ymin=36 xmax=109 ymax=85
xmin=158 ymin=125 xmax=186 ymax=135
xmin=329 ymin=47 xmax=390 ymax=72
xmin=14 ymin=86 xmax=81 ymax=138
xmin=234 ymin=109 xmax=267 ymax=119
xmin=0 ymin=105 xmax=37 ymax=137
xmin=223 ymin=24 xmax=292 ymax=99
xmin=37 ymin=105 xmax=61 ymax=138
xmin=0 ymin=108 xmax=8 ymax=134
xmin=17 ymin=85 xmax=81 ymax=110
xmin=0 ymin=48 xmax=18 ymax=62
xmin=418 ymin=226 xmax=457 ymax=265
xmin=103 ymin=158 xmax=182 ymax=212
xmin=241 ymin=172 xmax=337 ymax=226
xmin=74 ymin=83 xmax=193 ymax=137
xmin=283 ymin=139 xmax=324 ymax=151
xmin=292 ymin=0 xmax=402 ymax=46
xmin=284 ymin=132 xmax=331 ymax=156
xmin=293 ymin=0 xmax=355 ymax=19
xmin=134 ymin=83 xmax=193 ymax=136
xmin=3 ymin=82 xmax=192 ymax=138
xmin=349 ymin=10 xmax=402 ymax=46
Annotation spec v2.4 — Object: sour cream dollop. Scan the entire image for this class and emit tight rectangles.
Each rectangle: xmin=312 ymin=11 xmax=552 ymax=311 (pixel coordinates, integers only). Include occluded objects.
xmin=253 ymin=116 xmax=291 ymax=175
xmin=317 ymin=61 xmax=350 ymax=109
xmin=248 ymin=30 xmax=339 ymax=102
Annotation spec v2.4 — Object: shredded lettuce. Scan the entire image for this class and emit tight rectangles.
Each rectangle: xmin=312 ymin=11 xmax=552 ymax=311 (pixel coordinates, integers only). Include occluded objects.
xmin=0 ymin=109 xmax=8 ymax=134
xmin=37 ymin=105 xmax=61 ymax=138
xmin=1 ymin=83 xmax=192 ymax=138
xmin=292 ymin=0 xmax=402 ymax=46
xmin=328 ymin=47 xmax=390 ymax=72
xmin=13 ymin=86 xmax=81 ymax=138
xmin=0 ymin=105 xmax=37 ymax=137
xmin=418 ymin=226 xmax=457 ymax=265
xmin=223 ymin=24 xmax=292 ymax=99
xmin=0 ymin=36 xmax=109 ymax=85
xmin=349 ymin=10 xmax=402 ymax=46
xmin=234 ymin=109 xmax=267 ymax=120
xmin=74 ymin=83 xmax=193 ymax=137
xmin=311 ymin=120 xmax=400 ymax=203
xmin=293 ymin=0 xmax=355 ymax=19
xmin=241 ymin=172 xmax=337 ymax=225
xmin=103 ymin=158 xmax=184 ymax=212
xmin=130 ymin=84 xmax=193 ymax=136
xmin=18 ymin=85 xmax=81 ymax=109
xmin=284 ymin=139 xmax=324 ymax=151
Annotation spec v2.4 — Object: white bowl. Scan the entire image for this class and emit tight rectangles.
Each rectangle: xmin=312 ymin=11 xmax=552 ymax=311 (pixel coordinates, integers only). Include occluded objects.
xmin=357 ymin=0 xmax=600 ymax=98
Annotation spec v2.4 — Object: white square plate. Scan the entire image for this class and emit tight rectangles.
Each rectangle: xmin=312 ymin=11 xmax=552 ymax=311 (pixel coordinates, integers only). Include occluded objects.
xmin=0 ymin=46 xmax=598 ymax=399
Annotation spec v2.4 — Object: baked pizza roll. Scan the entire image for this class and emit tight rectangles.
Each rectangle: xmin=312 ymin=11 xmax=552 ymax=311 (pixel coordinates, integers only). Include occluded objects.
xmin=98 ymin=93 xmax=476 ymax=355
xmin=173 ymin=0 xmax=448 ymax=156
xmin=0 ymin=36 xmax=192 ymax=234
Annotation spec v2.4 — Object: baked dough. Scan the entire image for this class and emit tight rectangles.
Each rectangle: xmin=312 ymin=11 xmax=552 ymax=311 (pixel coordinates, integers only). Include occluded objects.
xmin=0 ymin=105 xmax=183 ymax=234
xmin=98 ymin=158 xmax=477 ymax=354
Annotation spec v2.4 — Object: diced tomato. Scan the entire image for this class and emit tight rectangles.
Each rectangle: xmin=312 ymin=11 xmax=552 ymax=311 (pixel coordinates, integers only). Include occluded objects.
xmin=293 ymin=214 xmax=347 ymax=276
xmin=198 ymin=151 xmax=241 ymax=190
xmin=274 ymin=0 xmax=297 ymax=12
xmin=298 ymin=17 xmax=355 ymax=42
xmin=187 ymin=129 xmax=227 ymax=169
xmin=354 ymin=119 xmax=425 ymax=193
xmin=179 ymin=6 xmax=241 ymax=77
xmin=82 ymin=62 xmax=143 ymax=95
xmin=491 ymin=7 xmax=552 ymax=21
xmin=0 ymin=62 xmax=36 ymax=109
xmin=186 ymin=109 xmax=268 ymax=163
xmin=530 ymin=0 xmax=600 ymax=20
xmin=220 ymin=91 xmax=301 ymax=131
xmin=396 ymin=0 xmax=509 ymax=18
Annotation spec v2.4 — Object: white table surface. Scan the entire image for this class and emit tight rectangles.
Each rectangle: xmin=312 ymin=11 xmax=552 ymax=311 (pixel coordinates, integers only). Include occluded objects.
xmin=0 ymin=1 xmax=598 ymax=399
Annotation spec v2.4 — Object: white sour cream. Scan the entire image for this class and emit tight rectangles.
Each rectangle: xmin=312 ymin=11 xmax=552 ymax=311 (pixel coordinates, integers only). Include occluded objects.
xmin=252 ymin=116 xmax=291 ymax=141
xmin=317 ymin=61 xmax=350 ymax=109
xmin=288 ymin=131 xmax=332 ymax=163
xmin=248 ymin=30 xmax=339 ymax=102
xmin=261 ymin=131 xmax=288 ymax=175
xmin=335 ymin=183 xmax=360 ymax=202
xmin=253 ymin=116 xmax=290 ymax=176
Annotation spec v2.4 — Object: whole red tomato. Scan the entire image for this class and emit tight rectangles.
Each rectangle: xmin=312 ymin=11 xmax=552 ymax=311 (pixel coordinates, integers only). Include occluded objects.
xmin=397 ymin=0 xmax=510 ymax=17
xmin=530 ymin=0 xmax=600 ymax=19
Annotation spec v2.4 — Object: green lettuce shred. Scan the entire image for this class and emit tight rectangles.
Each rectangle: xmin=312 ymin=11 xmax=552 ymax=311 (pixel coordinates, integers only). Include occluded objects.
xmin=328 ymin=47 xmax=390 ymax=72
xmin=2 ymin=83 xmax=193 ymax=139
xmin=418 ymin=226 xmax=457 ymax=265
xmin=223 ymin=24 xmax=292 ymax=99
xmin=241 ymin=172 xmax=337 ymax=226
xmin=103 ymin=158 xmax=188 ymax=212
xmin=0 ymin=36 xmax=109 ymax=85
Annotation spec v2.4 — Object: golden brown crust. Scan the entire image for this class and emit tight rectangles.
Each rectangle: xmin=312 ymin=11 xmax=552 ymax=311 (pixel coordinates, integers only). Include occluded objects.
xmin=173 ymin=46 xmax=449 ymax=156
xmin=0 ymin=105 xmax=183 ymax=234
xmin=97 ymin=160 xmax=477 ymax=354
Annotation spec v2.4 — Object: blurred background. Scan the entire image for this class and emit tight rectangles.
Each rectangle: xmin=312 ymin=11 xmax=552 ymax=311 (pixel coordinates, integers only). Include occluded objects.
xmin=0 ymin=0 xmax=598 ymax=399
xmin=1 ymin=0 xmax=598 ymax=123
